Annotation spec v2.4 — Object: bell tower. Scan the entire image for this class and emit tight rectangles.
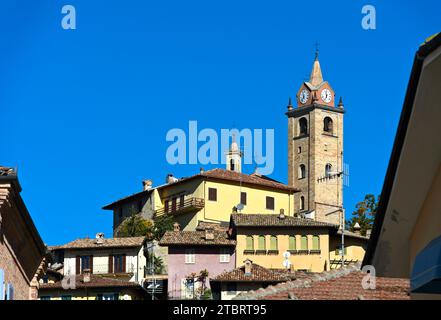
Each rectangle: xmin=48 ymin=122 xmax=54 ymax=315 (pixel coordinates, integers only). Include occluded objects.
xmin=286 ymin=52 xmax=345 ymax=225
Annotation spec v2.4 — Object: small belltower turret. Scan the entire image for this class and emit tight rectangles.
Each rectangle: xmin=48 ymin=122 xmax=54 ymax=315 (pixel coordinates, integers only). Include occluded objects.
xmin=226 ymin=134 xmax=242 ymax=173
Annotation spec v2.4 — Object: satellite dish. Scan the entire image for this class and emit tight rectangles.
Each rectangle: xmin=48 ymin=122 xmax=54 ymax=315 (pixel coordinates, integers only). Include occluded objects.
xmin=236 ymin=203 xmax=244 ymax=210
xmin=283 ymin=251 xmax=291 ymax=259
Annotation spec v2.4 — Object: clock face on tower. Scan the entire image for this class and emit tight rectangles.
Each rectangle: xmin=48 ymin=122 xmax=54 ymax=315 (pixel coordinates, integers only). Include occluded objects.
xmin=299 ymin=89 xmax=309 ymax=104
xmin=321 ymin=89 xmax=332 ymax=103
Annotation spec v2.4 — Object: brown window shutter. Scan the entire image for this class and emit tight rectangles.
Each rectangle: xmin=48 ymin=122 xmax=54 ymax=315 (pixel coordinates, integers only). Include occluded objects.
xmin=108 ymin=255 xmax=113 ymax=274
xmin=89 ymin=255 xmax=93 ymax=274
xmin=208 ymin=188 xmax=217 ymax=201
xmin=241 ymin=192 xmax=247 ymax=205
xmin=266 ymin=196 xmax=275 ymax=210
xmin=76 ymin=256 xmax=80 ymax=275
xmin=122 ymin=254 xmax=126 ymax=273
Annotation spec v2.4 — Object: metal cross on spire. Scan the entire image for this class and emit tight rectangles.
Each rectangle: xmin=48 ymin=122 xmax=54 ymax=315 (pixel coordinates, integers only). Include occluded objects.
xmin=314 ymin=41 xmax=320 ymax=60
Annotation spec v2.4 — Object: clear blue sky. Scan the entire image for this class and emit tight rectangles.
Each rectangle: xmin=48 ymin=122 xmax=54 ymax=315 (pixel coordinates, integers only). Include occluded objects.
xmin=1 ymin=1 xmax=439 ymax=245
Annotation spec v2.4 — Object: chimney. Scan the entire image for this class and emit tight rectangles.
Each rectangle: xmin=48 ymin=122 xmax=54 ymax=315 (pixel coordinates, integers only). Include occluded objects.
xmin=83 ymin=269 xmax=91 ymax=283
xmin=166 ymin=174 xmax=178 ymax=184
xmin=95 ymin=233 xmax=105 ymax=244
xmin=278 ymin=209 xmax=285 ymax=220
xmin=205 ymin=228 xmax=214 ymax=240
xmin=353 ymin=222 xmax=361 ymax=235
xmin=173 ymin=222 xmax=180 ymax=232
xmin=244 ymin=259 xmax=253 ymax=276
xmin=366 ymin=229 xmax=372 ymax=238
xmin=142 ymin=180 xmax=153 ymax=191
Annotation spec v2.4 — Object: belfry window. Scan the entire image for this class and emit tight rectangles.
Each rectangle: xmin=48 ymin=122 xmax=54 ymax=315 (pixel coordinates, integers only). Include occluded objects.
xmin=300 ymin=196 xmax=305 ymax=211
xmin=324 ymin=117 xmax=333 ymax=134
xmin=325 ymin=164 xmax=332 ymax=177
xmin=230 ymin=159 xmax=235 ymax=171
xmin=299 ymin=164 xmax=306 ymax=179
xmin=299 ymin=117 xmax=308 ymax=135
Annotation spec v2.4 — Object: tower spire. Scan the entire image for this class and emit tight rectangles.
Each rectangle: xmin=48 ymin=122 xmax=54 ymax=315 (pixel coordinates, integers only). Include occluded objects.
xmin=309 ymin=50 xmax=324 ymax=87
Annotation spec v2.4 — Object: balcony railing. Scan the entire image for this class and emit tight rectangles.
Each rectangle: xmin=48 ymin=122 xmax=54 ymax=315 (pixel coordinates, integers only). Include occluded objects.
xmin=155 ymin=197 xmax=205 ymax=216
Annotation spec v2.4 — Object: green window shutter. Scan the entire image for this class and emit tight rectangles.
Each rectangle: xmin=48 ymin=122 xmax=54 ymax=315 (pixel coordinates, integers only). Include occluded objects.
xmin=246 ymin=236 xmax=254 ymax=250
xmin=270 ymin=236 xmax=278 ymax=250
xmin=258 ymin=236 xmax=266 ymax=250
xmin=301 ymin=236 xmax=308 ymax=250
xmin=289 ymin=236 xmax=296 ymax=250
xmin=312 ymin=236 xmax=320 ymax=250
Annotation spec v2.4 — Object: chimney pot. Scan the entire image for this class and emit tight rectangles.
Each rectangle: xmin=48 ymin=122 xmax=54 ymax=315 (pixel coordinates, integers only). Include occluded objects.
xmin=142 ymin=180 xmax=153 ymax=191
xmin=244 ymin=259 xmax=253 ymax=276
xmin=205 ymin=228 xmax=214 ymax=240
xmin=279 ymin=209 xmax=285 ymax=220
xmin=173 ymin=222 xmax=180 ymax=232
xmin=83 ymin=269 xmax=91 ymax=283
xmin=95 ymin=232 xmax=105 ymax=244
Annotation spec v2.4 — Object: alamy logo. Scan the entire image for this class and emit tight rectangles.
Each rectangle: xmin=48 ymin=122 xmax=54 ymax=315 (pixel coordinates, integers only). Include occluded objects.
xmin=361 ymin=5 xmax=376 ymax=30
xmin=61 ymin=5 xmax=76 ymax=30
xmin=361 ymin=265 xmax=376 ymax=290
xmin=166 ymin=121 xmax=275 ymax=175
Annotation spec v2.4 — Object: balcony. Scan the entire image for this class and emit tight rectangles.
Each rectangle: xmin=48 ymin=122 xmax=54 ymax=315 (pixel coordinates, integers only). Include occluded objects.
xmin=155 ymin=197 xmax=205 ymax=216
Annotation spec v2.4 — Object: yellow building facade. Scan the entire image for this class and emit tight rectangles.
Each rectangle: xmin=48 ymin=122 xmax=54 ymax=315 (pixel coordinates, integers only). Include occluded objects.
xmin=154 ymin=168 xmax=297 ymax=231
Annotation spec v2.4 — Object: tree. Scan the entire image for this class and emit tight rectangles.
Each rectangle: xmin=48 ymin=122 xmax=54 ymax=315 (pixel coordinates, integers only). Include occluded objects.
xmin=152 ymin=215 xmax=174 ymax=241
xmin=346 ymin=194 xmax=379 ymax=236
xmin=116 ymin=214 xmax=153 ymax=238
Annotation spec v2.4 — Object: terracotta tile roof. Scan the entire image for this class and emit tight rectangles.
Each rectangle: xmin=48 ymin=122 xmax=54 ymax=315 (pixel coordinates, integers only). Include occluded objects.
xmin=231 ymin=214 xmax=339 ymax=228
xmin=102 ymin=189 xmax=153 ymax=210
xmin=196 ymin=221 xmax=229 ymax=232
xmin=159 ymin=230 xmax=236 ymax=246
xmin=48 ymin=236 xmax=145 ymax=250
xmin=211 ymin=263 xmax=294 ymax=283
xmin=234 ymin=263 xmax=410 ymax=300
xmin=336 ymin=230 xmax=370 ymax=240
xmin=0 ymin=166 xmax=16 ymax=176
xmin=157 ymin=168 xmax=299 ymax=193
xmin=39 ymin=274 xmax=141 ymax=290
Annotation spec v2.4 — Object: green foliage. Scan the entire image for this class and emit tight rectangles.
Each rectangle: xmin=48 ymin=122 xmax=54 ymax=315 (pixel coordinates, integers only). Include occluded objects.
xmin=152 ymin=215 xmax=174 ymax=240
xmin=146 ymin=253 xmax=165 ymax=275
xmin=346 ymin=194 xmax=379 ymax=235
xmin=116 ymin=214 xmax=153 ymax=238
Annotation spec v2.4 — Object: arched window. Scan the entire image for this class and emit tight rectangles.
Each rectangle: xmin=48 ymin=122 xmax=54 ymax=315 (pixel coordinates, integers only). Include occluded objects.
xmin=325 ymin=164 xmax=332 ymax=177
xmin=312 ymin=235 xmax=320 ymax=250
xmin=258 ymin=235 xmax=266 ymax=250
xmin=230 ymin=159 xmax=235 ymax=171
xmin=298 ymin=146 xmax=302 ymax=154
xmin=289 ymin=236 xmax=296 ymax=250
xmin=299 ymin=164 xmax=306 ymax=179
xmin=299 ymin=117 xmax=308 ymax=135
xmin=246 ymin=236 xmax=254 ymax=250
xmin=300 ymin=196 xmax=305 ymax=211
xmin=301 ymin=235 xmax=308 ymax=250
xmin=323 ymin=117 xmax=333 ymax=134
xmin=270 ymin=236 xmax=278 ymax=250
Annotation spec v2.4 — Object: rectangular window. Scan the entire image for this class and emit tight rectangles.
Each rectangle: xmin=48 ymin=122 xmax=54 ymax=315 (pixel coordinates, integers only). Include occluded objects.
xmin=266 ymin=196 xmax=275 ymax=210
xmin=185 ymin=249 xmax=196 ymax=264
xmin=114 ymin=254 xmax=125 ymax=273
xmin=246 ymin=236 xmax=254 ymax=250
xmin=312 ymin=236 xmax=320 ymax=250
xmin=164 ymin=200 xmax=169 ymax=213
xmin=220 ymin=248 xmax=230 ymax=263
xmin=289 ymin=236 xmax=296 ymax=250
xmin=301 ymin=236 xmax=308 ymax=250
xmin=81 ymin=256 xmax=91 ymax=272
xmin=208 ymin=188 xmax=217 ymax=201
xmin=171 ymin=197 xmax=177 ymax=212
xmin=179 ymin=195 xmax=185 ymax=208
xmin=240 ymin=192 xmax=247 ymax=205
xmin=258 ymin=236 xmax=266 ymax=250
xmin=270 ymin=236 xmax=278 ymax=251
